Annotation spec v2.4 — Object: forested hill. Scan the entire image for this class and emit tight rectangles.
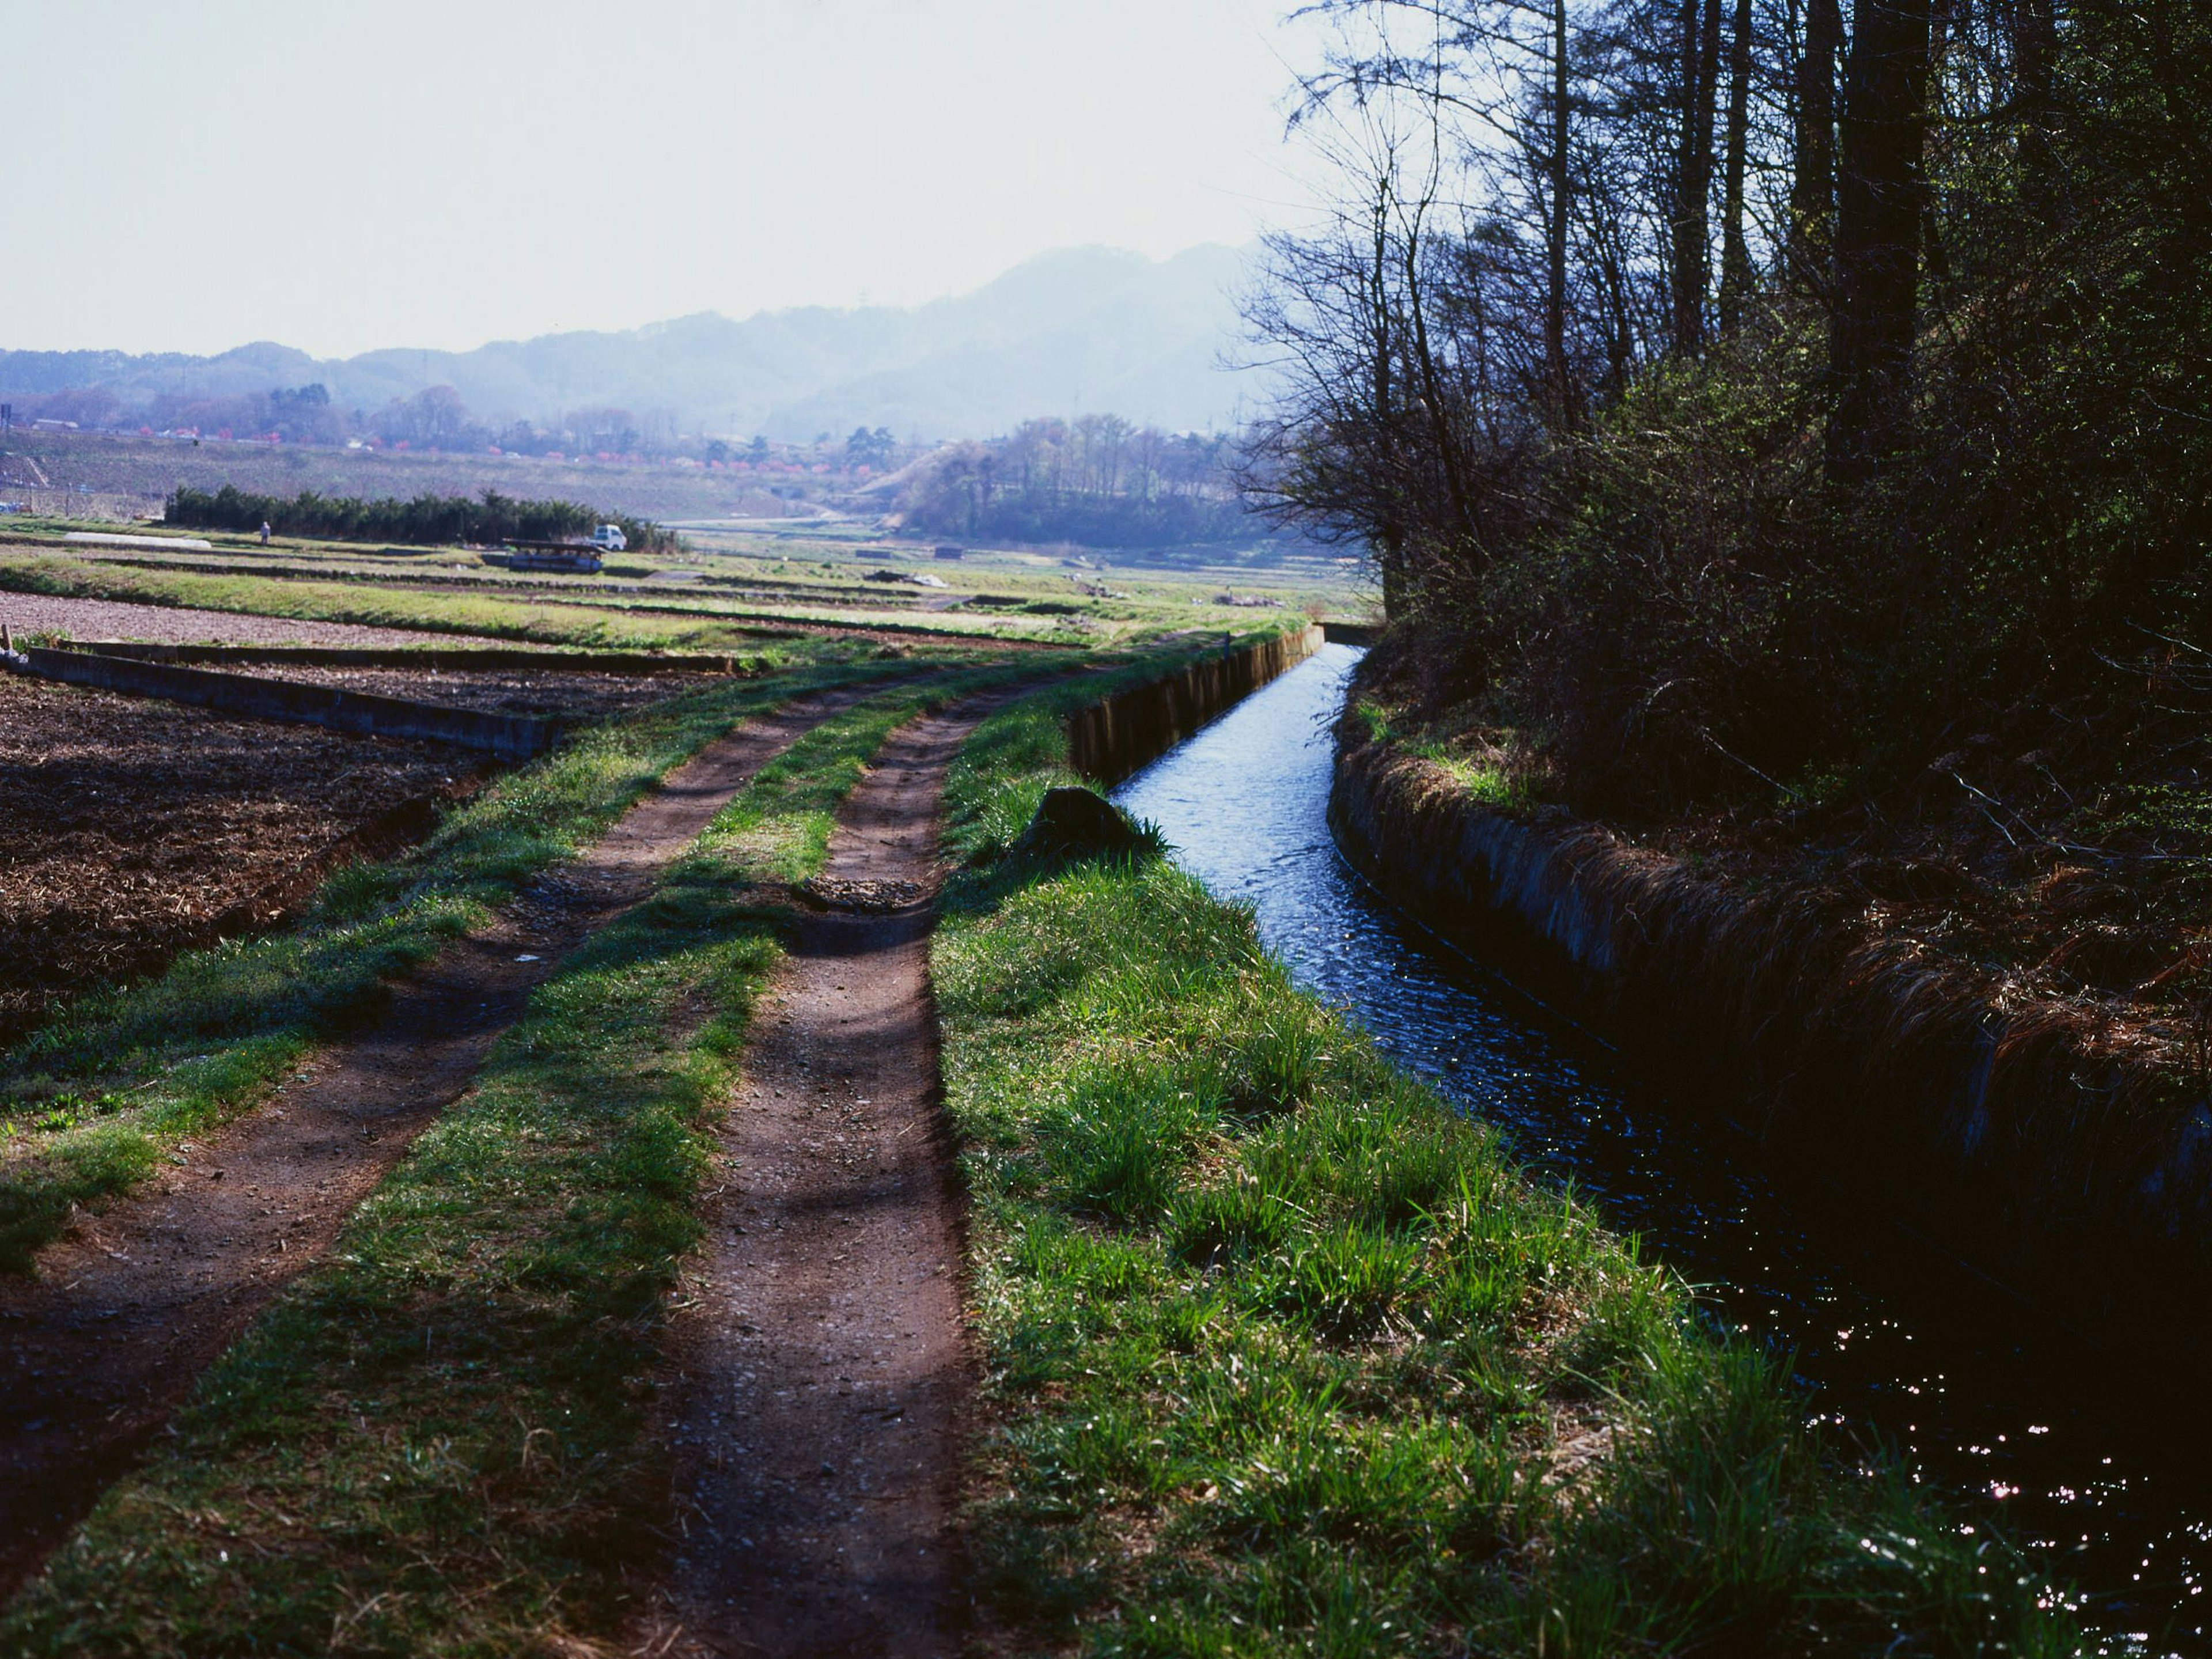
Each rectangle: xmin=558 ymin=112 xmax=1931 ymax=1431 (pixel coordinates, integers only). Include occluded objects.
xmin=0 ymin=245 xmax=1256 ymax=443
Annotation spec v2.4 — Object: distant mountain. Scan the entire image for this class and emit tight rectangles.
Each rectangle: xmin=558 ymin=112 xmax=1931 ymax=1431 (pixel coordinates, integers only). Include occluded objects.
xmin=0 ymin=245 xmax=1264 ymax=441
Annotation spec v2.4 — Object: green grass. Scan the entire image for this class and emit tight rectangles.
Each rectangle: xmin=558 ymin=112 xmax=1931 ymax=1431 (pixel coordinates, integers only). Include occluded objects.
xmin=0 ymin=832 xmax=774 ymax=1653
xmin=0 ymin=676 xmax=1003 ymax=1654
xmin=0 ymin=645 xmax=918 ymax=1271
xmin=1416 ymin=750 xmax=1538 ymax=811
xmin=695 ymin=665 xmax=1019 ymax=884
xmin=0 ymin=547 xmax=1152 ymax=649
xmin=928 ymin=684 xmax=2081 ymax=1656
xmin=1347 ymin=696 xmax=1544 ymax=813
xmin=0 ymin=550 xmax=747 ymax=649
xmin=0 ymin=521 xmax=1346 ymax=650
xmin=0 ymin=551 xmax=1036 ymax=652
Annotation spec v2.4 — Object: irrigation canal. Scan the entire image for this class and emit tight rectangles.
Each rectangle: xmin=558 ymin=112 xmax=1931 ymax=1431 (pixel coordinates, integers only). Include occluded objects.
xmin=1113 ymin=642 xmax=2209 ymax=1656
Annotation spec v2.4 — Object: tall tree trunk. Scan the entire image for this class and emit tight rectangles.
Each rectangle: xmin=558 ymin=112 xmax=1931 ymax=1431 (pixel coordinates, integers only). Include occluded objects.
xmin=1695 ymin=0 xmax=1724 ymax=296
xmin=1790 ymin=0 xmax=1842 ymax=278
xmin=1718 ymin=0 xmax=1757 ymax=329
xmin=2013 ymin=0 xmax=2057 ymax=213
xmin=1828 ymin=0 xmax=1934 ymax=480
xmin=1366 ymin=177 xmax=1408 ymax=617
xmin=1669 ymin=0 xmax=1709 ymax=353
xmin=1547 ymin=0 xmax=1574 ymax=419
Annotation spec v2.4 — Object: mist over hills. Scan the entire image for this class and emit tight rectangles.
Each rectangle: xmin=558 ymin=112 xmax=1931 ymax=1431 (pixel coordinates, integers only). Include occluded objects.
xmin=0 ymin=245 xmax=1262 ymax=442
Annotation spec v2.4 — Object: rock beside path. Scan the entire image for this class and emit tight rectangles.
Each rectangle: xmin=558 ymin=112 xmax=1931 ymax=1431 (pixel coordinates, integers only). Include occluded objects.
xmin=1013 ymin=785 xmax=1152 ymax=861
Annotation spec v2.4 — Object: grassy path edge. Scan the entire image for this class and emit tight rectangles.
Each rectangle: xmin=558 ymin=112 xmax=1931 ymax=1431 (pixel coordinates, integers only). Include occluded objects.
xmin=928 ymin=673 xmax=2082 ymax=1654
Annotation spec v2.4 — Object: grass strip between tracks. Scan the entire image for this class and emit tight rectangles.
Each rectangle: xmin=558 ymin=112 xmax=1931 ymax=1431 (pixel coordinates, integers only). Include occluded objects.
xmin=929 ymin=675 xmax=2084 ymax=1656
xmin=0 ymin=668 xmax=1049 ymax=1653
xmin=0 ymin=639 xmax=921 ymax=1271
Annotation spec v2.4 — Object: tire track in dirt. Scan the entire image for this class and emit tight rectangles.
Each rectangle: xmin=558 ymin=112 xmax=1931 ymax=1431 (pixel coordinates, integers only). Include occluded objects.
xmin=645 ymin=694 xmax=1018 ymax=1659
xmin=0 ymin=679 xmax=901 ymax=1600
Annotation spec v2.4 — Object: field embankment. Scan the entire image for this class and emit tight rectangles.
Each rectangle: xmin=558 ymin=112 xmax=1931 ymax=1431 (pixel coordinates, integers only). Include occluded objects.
xmin=0 ymin=553 xmax=1058 ymax=654
xmin=9 ymin=647 xmax=567 ymax=759
xmin=1329 ymin=679 xmax=2212 ymax=1311
xmin=0 ymin=588 xmax=510 ymax=649
xmin=926 ymin=668 xmax=2074 ymax=1653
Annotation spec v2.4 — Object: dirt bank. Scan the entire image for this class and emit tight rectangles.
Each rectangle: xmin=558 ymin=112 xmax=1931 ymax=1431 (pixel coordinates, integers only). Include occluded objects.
xmin=645 ymin=696 xmax=1014 ymax=1658
xmin=1329 ymin=718 xmax=2212 ymax=1306
xmin=0 ymin=683 xmax=886 ymax=1599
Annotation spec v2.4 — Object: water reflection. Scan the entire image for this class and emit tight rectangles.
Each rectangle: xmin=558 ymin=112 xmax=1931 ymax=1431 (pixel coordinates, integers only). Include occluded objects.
xmin=1114 ymin=643 xmax=2207 ymax=1655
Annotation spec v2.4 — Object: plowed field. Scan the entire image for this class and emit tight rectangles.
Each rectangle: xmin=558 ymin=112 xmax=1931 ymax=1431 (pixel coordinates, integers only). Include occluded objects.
xmin=221 ymin=662 xmax=703 ymax=719
xmin=0 ymin=592 xmax=502 ymax=647
xmin=0 ymin=675 xmax=466 ymax=1041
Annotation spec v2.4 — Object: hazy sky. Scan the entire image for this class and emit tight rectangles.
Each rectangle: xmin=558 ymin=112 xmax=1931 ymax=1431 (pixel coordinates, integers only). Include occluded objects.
xmin=6 ymin=0 xmax=1317 ymax=359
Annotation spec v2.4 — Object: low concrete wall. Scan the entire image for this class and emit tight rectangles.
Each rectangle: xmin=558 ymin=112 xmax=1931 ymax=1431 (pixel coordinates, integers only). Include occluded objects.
xmin=75 ymin=642 xmax=746 ymax=674
xmin=9 ymin=647 xmax=561 ymax=760
xmin=1069 ymin=626 xmax=1323 ymax=786
xmin=1328 ymin=722 xmax=2212 ymax=1301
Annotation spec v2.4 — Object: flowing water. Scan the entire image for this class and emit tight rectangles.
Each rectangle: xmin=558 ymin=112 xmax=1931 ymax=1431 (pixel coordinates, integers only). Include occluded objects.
xmin=1113 ymin=643 xmax=2210 ymax=1655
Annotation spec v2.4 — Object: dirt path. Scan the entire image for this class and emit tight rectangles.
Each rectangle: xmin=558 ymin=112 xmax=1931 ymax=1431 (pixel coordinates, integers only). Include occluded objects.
xmin=0 ymin=680 xmax=892 ymax=1599
xmin=647 ymin=697 xmax=1010 ymax=1659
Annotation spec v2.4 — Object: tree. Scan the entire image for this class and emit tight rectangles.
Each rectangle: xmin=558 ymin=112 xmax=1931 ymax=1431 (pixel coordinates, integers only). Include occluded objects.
xmin=844 ymin=426 xmax=896 ymax=469
xmin=1544 ymin=0 xmax=1575 ymax=419
xmin=375 ymin=385 xmax=476 ymax=449
xmin=1828 ymin=0 xmax=1934 ymax=477
xmin=1790 ymin=0 xmax=1843 ymax=274
xmin=1669 ymin=0 xmax=1724 ymax=353
xmin=1716 ymin=0 xmax=1758 ymax=329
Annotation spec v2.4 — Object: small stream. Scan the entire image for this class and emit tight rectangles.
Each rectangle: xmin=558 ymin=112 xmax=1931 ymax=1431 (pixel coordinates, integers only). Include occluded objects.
xmin=1113 ymin=644 xmax=2209 ymax=1656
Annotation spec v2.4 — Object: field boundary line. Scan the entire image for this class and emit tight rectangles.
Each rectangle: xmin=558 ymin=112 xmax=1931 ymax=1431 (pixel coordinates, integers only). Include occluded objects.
xmin=7 ymin=646 xmax=562 ymax=759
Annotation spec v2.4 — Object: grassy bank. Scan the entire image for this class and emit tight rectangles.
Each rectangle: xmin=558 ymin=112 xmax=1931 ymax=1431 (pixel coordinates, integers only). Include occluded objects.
xmin=0 ymin=674 xmax=1021 ymax=1653
xmin=930 ymin=680 xmax=2078 ymax=1654
xmin=0 ymin=645 xmax=907 ymax=1271
xmin=1340 ymin=639 xmax=2212 ymax=1277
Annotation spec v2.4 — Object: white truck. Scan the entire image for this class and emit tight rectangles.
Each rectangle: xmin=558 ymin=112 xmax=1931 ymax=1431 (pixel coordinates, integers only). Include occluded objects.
xmin=589 ymin=523 xmax=627 ymax=552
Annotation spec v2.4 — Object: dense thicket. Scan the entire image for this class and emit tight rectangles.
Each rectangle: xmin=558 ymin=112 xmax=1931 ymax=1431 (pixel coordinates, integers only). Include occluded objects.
xmin=896 ymin=418 xmax=1257 ymax=548
xmin=1249 ymin=0 xmax=2212 ymax=813
xmin=164 ymin=484 xmax=675 ymax=554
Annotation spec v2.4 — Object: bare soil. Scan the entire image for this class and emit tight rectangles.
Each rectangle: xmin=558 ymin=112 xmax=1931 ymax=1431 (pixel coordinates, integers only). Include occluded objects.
xmin=0 ymin=673 xmax=472 ymax=1040
xmin=220 ymin=661 xmax=711 ymax=720
xmin=0 ymin=590 xmax=505 ymax=647
xmin=642 ymin=697 xmax=1016 ymax=1659
xmin=0 ymin=682 xmax=886 ymax=1600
